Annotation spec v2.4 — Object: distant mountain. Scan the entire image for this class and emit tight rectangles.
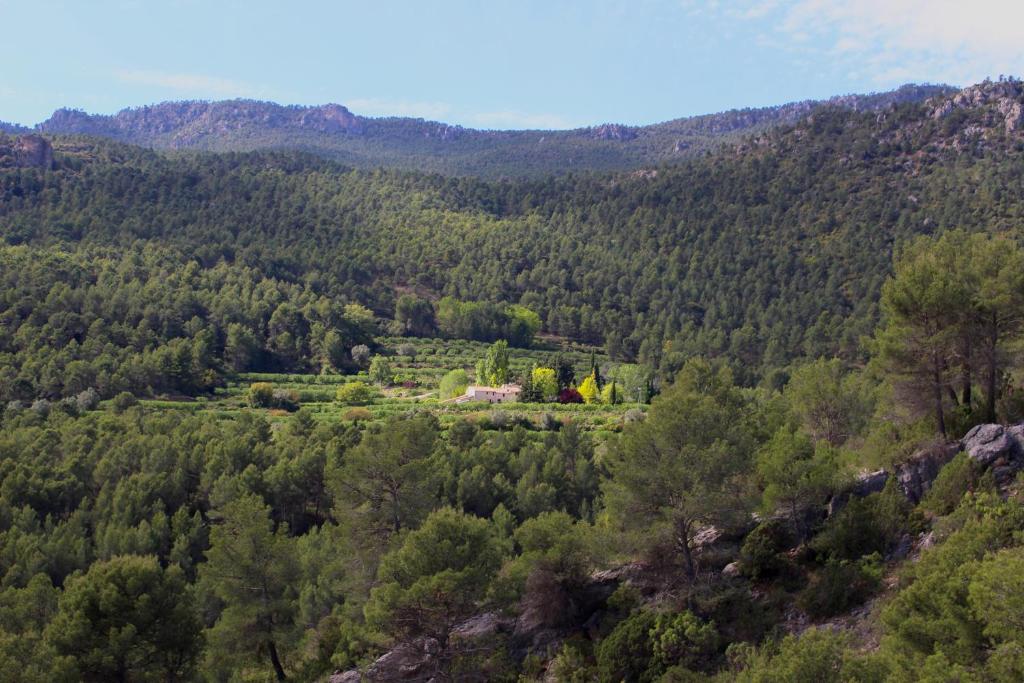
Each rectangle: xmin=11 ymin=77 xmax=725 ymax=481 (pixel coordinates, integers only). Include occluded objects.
xmin=21 ymin=83 xmax=955 ymax=177
xmin=0 ymin=120 xmax=29 ymax=135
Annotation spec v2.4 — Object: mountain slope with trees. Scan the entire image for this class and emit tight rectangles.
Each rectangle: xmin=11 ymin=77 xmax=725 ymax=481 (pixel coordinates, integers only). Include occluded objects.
xmin=3 ymin=79 xmax=1024 ymax=402
xmin=2 ymin=78 xmax=1024 ymax=681
xmin=18 ymin=84 xmax=954 ymax=178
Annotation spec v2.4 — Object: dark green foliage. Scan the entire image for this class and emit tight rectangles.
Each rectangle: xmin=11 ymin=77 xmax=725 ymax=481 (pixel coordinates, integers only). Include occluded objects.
xmin=811 ymin=480 xmax=918 ymax=562
xmin=921 ymin=452 xmax=983 ymax=516
xmin=797 ymin=555 xmax=883 ymax=619
xmin=739 ymin=519 xmax=791 ymax=581
xmin=47 ymin=555 xmax=203 ymax=682
xmin=595 ymin=609 xmax=660 ymax=683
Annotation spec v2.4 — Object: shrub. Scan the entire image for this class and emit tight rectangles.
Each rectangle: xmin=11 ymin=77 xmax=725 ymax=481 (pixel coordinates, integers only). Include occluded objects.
xmin=439 ymin=369 xmax=470 ymax=400
xmin=740 ymin=519 xmax=791 ymax=580
xmin=797 ymin=554 xmax=882 ymax=619
xmin=623 ymin=408 xmax=645 ymax=423
xmin=271 ymin=388 xmax=300 ymax=412
xmin=75 ymin=387 xmax=101 ymax=412
xmin=540 ymin=412 xmax=561 ymax=431
xmin=650 ymin=611 xmax=719 ymax=673
xmin=922 ymin=452 xmax=979 ymax=516
xmin=596 ymin=609 xmax=660 ymax=682
xmin=111 ymin=391 xmax=139 ymax=413
xmin=397 ymin=343 xmax=417 ymax=358
xmin=350 ymin=344 xmax=371 ymax=367
xmin=812 ymin=480 xmax=917 ymax=562
xmin=30 ymin=398 xmax=51 ymax=417
xmin=558 ymin=388 xmax=584 ymax=404
xmin=490 ymin=410 xmax=512 ymax=429
xmin=343 ymin=407 xmax=373 ymax=422
xmin=248 ymin=382 xmax=275 ymax=408
xmin=335 ymin=381 xmax=378 ymax=406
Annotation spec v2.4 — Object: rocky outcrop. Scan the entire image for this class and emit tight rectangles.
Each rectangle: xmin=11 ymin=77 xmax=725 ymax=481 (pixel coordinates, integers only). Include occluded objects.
xmin=586 ymin=123 xmax=638 ymax=141
xmin=0 ymin=134 xmax=54 ymax=169
xmin=930 ymin=79 xmax=1024 ymax=134
xmin=961 ymin=423 xmax=1024 ymax=485
xmin=894 ymin=443 xmax=961 ymax=503
xmin=38 ymin=100 xmax=366 ymax=146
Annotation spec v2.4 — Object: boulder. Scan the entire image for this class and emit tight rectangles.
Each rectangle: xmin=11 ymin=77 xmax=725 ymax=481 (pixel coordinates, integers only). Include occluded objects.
xmin=361 ymin=640 xmax=437 ymax=681
xmin=722 ymin=561 xmax=741 ymax=578
xmin=329 ymin=671 xmax=361 ymax=683
xmin=961 ymin=424 xmax=1022 ymax=467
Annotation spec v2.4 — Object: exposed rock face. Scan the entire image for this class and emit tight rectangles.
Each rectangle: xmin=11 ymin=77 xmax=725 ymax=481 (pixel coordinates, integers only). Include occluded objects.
xmin=0 ymin=134 xmax=54 ymax=169
xmin=587 ymin=123 xmax=638 ymax=141
xmin=930 ymin=79 xmax=1024 ymax=134
xmin=894 ymin=443 xmax=961 ymax=503
xmin=38 ymin=100 xmax=366 ymax=147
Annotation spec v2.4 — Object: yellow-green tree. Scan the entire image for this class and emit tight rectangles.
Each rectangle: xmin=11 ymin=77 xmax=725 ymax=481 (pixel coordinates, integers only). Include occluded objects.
xmin=601 ymin=381 xmax=622 ymax=405
xmin=578 ymin=372 xmax=601 ymax=404
xmin=532 ymin=367 xmax=558 ymax=401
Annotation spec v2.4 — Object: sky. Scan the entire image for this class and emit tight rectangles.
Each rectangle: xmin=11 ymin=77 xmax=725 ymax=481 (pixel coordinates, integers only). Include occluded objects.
xmin=2 ymin=0 xmax=1023 ymax=130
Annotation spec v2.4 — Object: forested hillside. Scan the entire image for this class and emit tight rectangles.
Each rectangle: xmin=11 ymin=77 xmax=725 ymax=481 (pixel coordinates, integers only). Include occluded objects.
xmin=20 ymin=84 xmax=952 ymax=178
xmin=5 ymin=79 xmax=1024 ymax=682
xmin=2 ymin=79 xmax=1024 ymax=402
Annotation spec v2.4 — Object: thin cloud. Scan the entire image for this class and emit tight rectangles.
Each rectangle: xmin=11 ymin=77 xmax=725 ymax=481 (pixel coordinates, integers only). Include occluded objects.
xmin=717 ymin=0 xmax=1024 ymax=86
xmin=114 ymin=69 xmax=258 ymax=98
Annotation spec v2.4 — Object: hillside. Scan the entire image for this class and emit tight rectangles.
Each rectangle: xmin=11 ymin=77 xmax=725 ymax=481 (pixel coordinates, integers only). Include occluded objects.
xmin=3 ymin=79 xmax=1024 ymax=402
xmin=5 ymin=78 xmax=1024 ymax=682
xmin=16 ymin=83 xmax=953 ymax=178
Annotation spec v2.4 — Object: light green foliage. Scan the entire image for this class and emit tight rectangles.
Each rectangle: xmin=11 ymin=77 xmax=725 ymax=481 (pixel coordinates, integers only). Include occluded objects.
xmin=967 ymin=547 xmax=1024 ymax=645
xmin=650 ymin=611 xmax=719 ymax=673
xmin=531 ymin=367 xmax=558 ymax=401
xmin=334 ymin=380 xmax=379 ymax=405
xmin=46 ymin=555 xmax=202 ymax=682
xmin=201 ymin=494 xmax=300 ymax=681
xmin=784 ymin=358 xmax=873 ymax=446
xmin=611 ymin=364 xmax=652 ymax=404
xmin=343 ymin=303 xmax=378 ymax=336
xmin=756 ymin=426 xmax=836 ymax=538
xmin=880 ymin=495 xmax=1024 ymax=674
xmin=476 ymin=339 xmax=511 ymax=386
xmin=365 ymin=508 xmax=502 ymax=646
xmin=732 ymin=628 xmax=853 ymax=682
xmin=439 ymin=368 xmax=470 ymax=399
xmin=508 ymin=305 xmax=542 ymax=340
xmin=601 ymin=380 xmax=622 ymax=405
xmin=604 ymin=358 xmax=756 ymax=580
xmin=368 ymin=355 xmax=393 ymax=387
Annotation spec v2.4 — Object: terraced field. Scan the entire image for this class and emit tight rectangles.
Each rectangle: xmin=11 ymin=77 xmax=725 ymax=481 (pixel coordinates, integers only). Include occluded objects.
xmin=136 ymin=336 xmax=648 ymax=438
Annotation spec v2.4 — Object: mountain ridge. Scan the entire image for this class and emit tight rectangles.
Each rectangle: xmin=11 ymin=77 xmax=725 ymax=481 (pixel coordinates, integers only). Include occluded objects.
xmin=8 ymin=83 xmax=955 ymax=177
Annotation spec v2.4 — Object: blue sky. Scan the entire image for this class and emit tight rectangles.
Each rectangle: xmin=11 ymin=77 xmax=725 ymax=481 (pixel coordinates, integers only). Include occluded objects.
xmin=2 ymin=0 xmax=1021 ymax=129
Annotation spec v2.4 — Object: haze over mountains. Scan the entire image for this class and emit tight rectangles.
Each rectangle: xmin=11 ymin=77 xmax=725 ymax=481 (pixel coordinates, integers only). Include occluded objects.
xmin=1 ymin=83 xmax=954 ymax=177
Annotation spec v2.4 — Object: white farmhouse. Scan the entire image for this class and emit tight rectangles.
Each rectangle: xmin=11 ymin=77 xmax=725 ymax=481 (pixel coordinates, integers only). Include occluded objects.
xmin=455 ymin=384 xmax=522 ymax=404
